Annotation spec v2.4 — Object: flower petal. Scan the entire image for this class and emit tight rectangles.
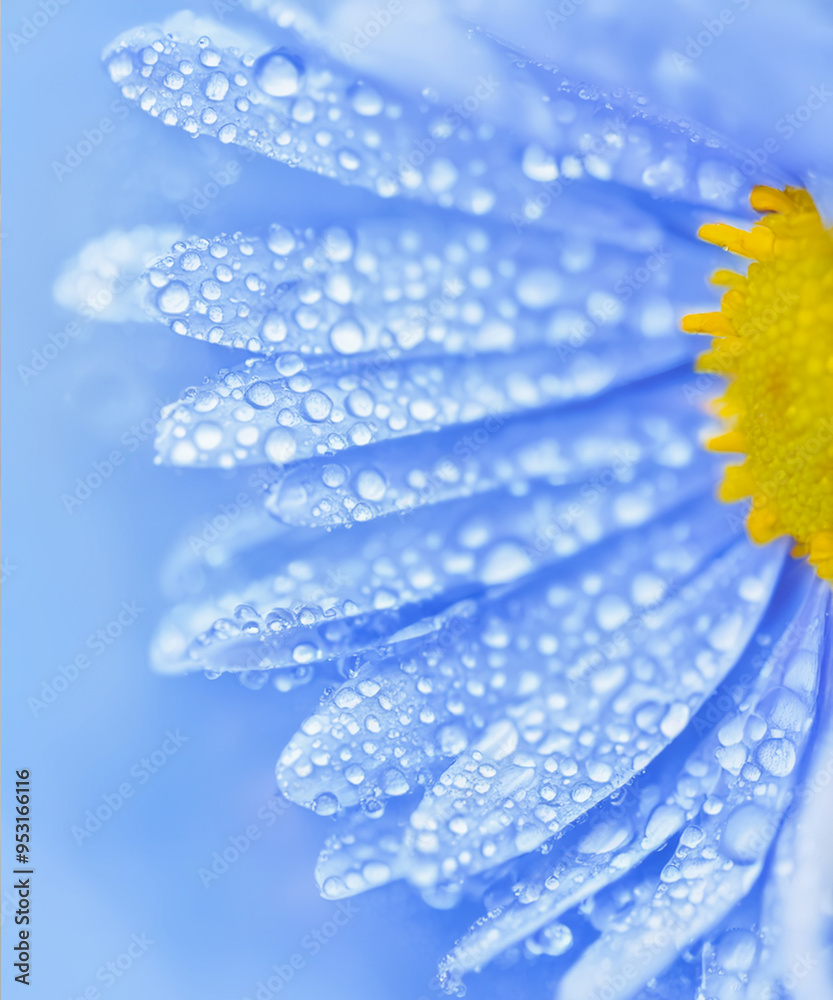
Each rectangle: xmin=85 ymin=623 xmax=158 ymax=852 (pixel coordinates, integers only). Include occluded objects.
xmin=105 ymin=12 xmax=764 ymax=223
xmin=557 ymin=580 xmax=825 ymax=1000
xmin=143 ymin=220 xmax=709 ymax=358
xmin=440 ymin=564 xmax=825 ymax=987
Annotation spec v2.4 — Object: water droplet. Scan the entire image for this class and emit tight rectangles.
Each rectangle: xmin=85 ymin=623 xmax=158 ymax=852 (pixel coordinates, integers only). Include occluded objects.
xmin=538 ymin=923 xmax=573 ymax=956
xmin=329 ymin=319 xmax=365 ymax=355
xmin=516 ymin=268 xmax=561 ymax=310
xmin=267 ymin=224 xmax=296 ymax=256
xmin=108 ymin=51 xmax=133 ymax=84
xmin=204 ymin=71 xmax=229 ymax=101
xmin=757 ymin=737 xmax=796 ymax=776
xmin=382 ymin=769 xmax=409 ymax=796
xmin=262 ymin=312 xmax=288 ymax=343
xmin=644 ymin=804 xmax=684 ymax=848
xmin=348 ymin=82 xmax=384 ymax=116
xmin=721 ymin=802 xmax=769 ymax=863
xmin=522 ymin=143 xmax=559 ymax=182
xmin=302 ymin=391 xmax=333 ymax=422
xmin=193 ymin=422 xmax=223 ymax=451
xmin=438 ymin=724 xmax=468 ymax=756
xmin=157 ymin=281 xmax=190 ymax=314
xmin=264 ymin=427 xmax=297 ymax=464
xmin=313 ymin=792 xmax=339 ymax=816
xmin=355 ymin=468 xmax=386 ymax=501
xmin=255 ymin=49 xmax=304 ymax=97
xmin=245 ymin=382 xmax=276 ymax=408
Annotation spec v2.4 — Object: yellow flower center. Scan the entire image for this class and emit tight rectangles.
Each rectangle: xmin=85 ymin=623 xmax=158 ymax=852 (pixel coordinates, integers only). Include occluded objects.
xmin=682 ymin=185 xmax=833 ymax=582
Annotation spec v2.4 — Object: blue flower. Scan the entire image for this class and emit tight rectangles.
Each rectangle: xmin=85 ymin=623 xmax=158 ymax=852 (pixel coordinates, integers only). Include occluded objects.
xmin=59 ymin=4 xmax=832 ymax=998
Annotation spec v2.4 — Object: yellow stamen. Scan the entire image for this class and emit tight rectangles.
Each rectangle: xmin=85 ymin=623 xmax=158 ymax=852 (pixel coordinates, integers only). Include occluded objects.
xmin=684 ymin=185 xmax=833 ymax=583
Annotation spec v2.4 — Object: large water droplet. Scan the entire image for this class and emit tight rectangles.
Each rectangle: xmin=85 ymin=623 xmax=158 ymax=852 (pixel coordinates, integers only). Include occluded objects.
xmin=720 ymin=802 xmax=769 ymax=863
xmin=756 ymin=737 xmax=796 ymax=776
xmin=348 ymin=82 xmax=384 ymax=116
xmin=264 ymin=427 xmax=297 ymax=464
xmin=329 ymin=319 xmax=365 ymax=355
xmin=522 ymin=143 xmax=559 ymax=182
xmin=302 ymin=391 xmax=333 ymax=422
xmin=255 ymin=49 xmax=304 ymax=97
xmin=267 ymin=224 xmax=296 ymax=256
xmin=204 ymin=71 xmax=229 ymax=101
xmin=355 ymin=468 xmax=386 ymax=501
xmin=157 ymin=281 xmax=190 ymax=314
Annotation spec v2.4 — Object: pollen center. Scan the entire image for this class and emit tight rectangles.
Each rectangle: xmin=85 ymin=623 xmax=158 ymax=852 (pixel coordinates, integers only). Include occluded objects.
xmin=683 ymin=185 xmax=833 ymax=581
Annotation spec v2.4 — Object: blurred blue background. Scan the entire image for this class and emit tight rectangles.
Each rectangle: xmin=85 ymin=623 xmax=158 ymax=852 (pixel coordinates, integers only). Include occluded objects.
xmin=2 ymin=1 xmax=831 ymax=998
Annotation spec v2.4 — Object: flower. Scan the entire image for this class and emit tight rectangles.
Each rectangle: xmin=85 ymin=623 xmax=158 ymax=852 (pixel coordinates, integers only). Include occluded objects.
xmin=59 ymin=3 xmax=832 ymax=998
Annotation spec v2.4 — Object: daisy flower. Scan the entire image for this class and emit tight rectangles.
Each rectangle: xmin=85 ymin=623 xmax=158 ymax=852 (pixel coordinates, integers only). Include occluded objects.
xmin=58 ymin=2 xmax=832 ymax=997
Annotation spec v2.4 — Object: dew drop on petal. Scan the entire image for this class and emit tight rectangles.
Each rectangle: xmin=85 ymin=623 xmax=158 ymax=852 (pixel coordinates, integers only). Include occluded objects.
xmin=348 ymin=82 xmax=384 ymax=116
xmin=264 ymin=427 xmax=297 ymax=464
xmin=157 ymin=281 xmax=190 ymax=314
xmin=329 ymin=319 xmax=365 ymax=355
xmin=255 ymin=49 xmax=304 ymax=97
xmin=720 ymin=802 xmax=769 ymax=863
xmin=204 ymin=71 xmax=229 ymax=101
xmin=756 ymin=737 xmax=796 ymax=776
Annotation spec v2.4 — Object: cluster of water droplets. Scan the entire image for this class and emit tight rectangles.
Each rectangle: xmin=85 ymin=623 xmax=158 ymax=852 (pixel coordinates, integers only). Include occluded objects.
xmin=556 ymin=577 xmax=823 ymax=1000
xmin=146 ymin=217 xmax=708 ymax=537
xmin=144 ymin=219 xmax=698 ymax=358
xmin=104 ymin=12 xmax=761 ymax=226
xmin=439 ymin=566 xmax=824 ymax=995
xmin=152 ymin=439 xmax=715 ymax=677
xmin=278 ymin=515 xmax=786 ymax=903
